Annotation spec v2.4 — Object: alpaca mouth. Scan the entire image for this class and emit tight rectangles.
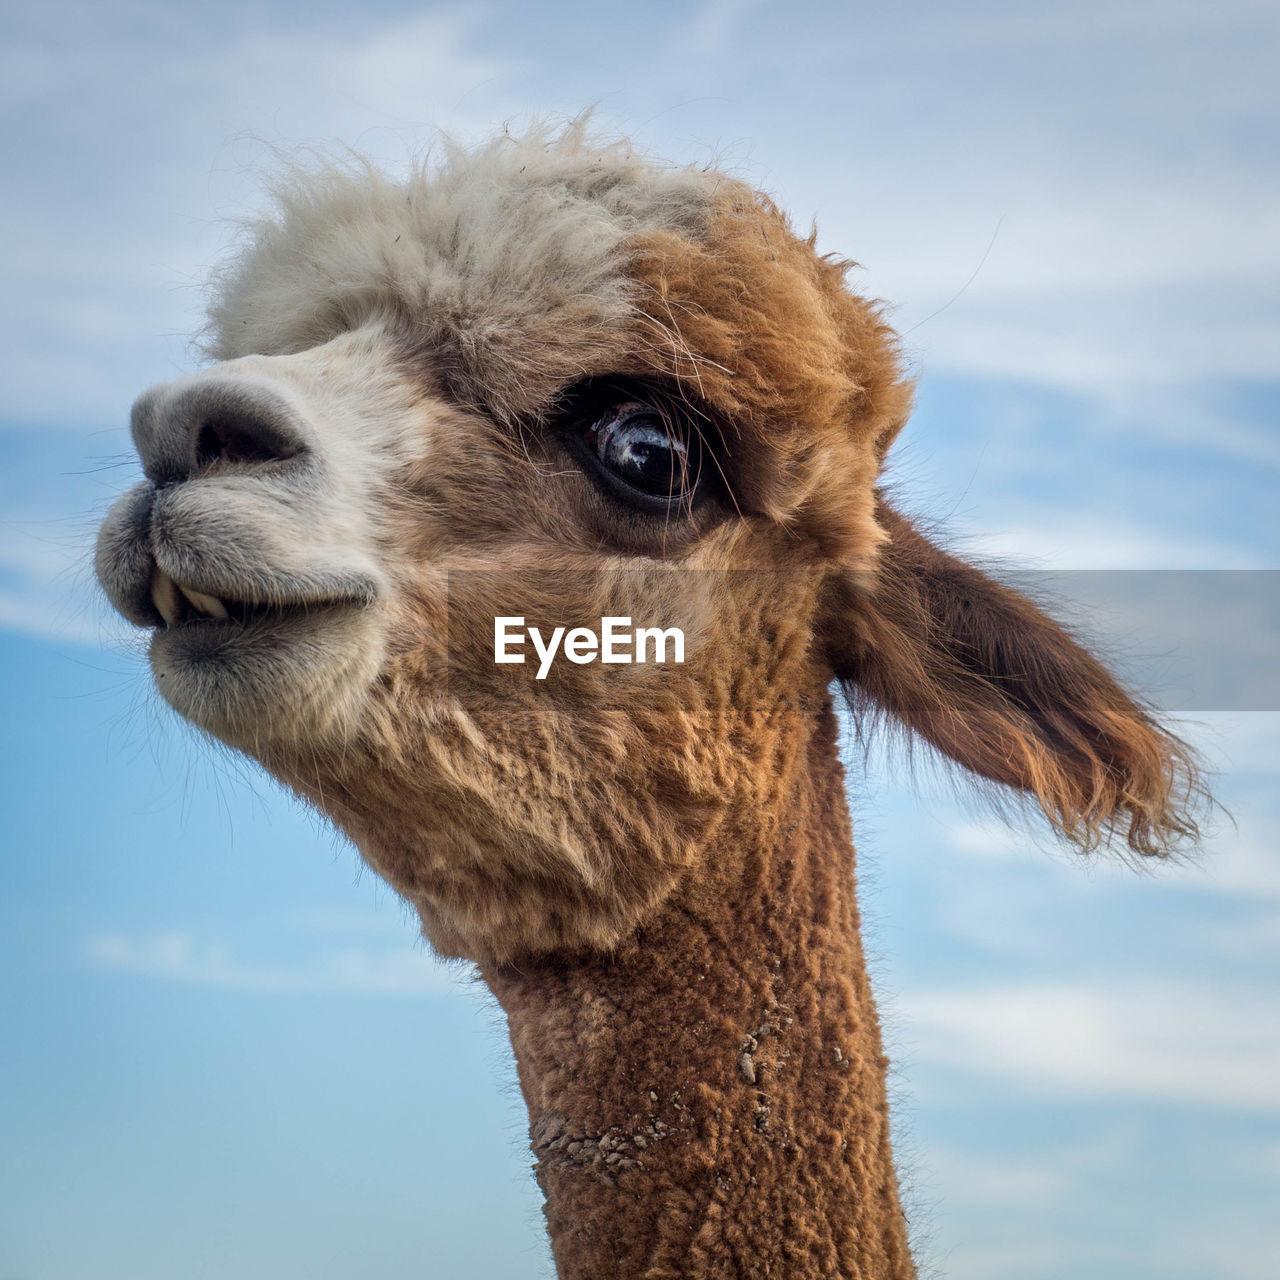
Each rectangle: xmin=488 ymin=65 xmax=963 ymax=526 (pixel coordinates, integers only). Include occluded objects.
xmin=146 ymin=566 xmax=374 ymax=631
xmin=141 ymin=561 xmax=386 ymax=749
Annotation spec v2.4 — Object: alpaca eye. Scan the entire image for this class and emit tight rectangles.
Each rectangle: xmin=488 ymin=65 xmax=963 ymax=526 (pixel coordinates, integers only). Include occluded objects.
xmin=553 ymin=381 xmax=712 ymax=516
xmin=586 ymin=402 xmax=695 ymax=503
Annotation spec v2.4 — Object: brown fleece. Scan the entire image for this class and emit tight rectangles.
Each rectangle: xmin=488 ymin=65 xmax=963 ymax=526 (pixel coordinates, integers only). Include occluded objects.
xmin=485 ymin=699 xmax=914 ymax=1280
xmin=624 ymin=188 xmax=914 ymax=570
xmin=826 ymin=501 xmax=1204 ymax=855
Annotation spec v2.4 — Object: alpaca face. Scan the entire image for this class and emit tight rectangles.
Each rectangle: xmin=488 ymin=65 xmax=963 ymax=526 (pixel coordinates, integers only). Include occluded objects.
xmin=96 ymin=131 xmax=911 ymax=961
xmin=97 ymin=129 xmax=1198 ymax=963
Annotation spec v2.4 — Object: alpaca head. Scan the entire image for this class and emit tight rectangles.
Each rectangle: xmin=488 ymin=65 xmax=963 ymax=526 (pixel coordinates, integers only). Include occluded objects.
xmin=96 ymin=125 xmax=1201 ymax=965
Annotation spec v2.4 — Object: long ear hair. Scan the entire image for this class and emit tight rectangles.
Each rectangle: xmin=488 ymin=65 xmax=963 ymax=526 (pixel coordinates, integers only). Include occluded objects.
xmin=820 ymin=499 xmax=1208 ymax=856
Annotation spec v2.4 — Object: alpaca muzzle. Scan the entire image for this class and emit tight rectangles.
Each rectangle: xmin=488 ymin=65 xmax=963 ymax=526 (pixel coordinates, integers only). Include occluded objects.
xmin=94 ymin=343 xmax=405 ymax=748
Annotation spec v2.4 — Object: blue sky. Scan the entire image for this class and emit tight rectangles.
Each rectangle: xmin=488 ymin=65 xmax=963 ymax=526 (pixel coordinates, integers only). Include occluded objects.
xmin=1 ymin=2 xmax=1278 ymax=1277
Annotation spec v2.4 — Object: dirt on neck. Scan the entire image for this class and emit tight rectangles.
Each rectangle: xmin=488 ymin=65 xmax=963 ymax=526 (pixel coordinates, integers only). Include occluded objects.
xmin=483 ymin=703 xmax=916 ymax=1280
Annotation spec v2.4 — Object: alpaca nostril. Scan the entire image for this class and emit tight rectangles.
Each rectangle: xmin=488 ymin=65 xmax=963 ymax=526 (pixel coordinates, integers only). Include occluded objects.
xmin=195 ymin=411 xmax=305 ymax=470
xmin=131 ymin=375 xmax=310 ymax=486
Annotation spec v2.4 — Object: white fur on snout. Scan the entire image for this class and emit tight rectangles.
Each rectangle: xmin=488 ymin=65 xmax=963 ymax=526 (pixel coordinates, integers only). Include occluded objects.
xmin=131 ymin=326 xmax=434 ymax=749
xmin=144 ymin=330 xmax=415 ymax=598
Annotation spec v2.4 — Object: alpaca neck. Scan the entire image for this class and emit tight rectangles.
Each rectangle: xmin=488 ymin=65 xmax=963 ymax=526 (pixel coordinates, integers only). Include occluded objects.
xmin=482 ymin=703 xmax=915 ymax=1280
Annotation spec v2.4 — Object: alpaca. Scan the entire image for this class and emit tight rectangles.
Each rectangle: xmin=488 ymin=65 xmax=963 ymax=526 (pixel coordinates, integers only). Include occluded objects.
xmin=95 ymin=124 xmax=1202 ymax=1279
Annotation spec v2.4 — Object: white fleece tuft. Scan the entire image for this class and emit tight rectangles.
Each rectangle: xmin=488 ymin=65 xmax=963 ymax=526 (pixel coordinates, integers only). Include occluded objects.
xmin=204 ymin=120 xmax=728 ymax=424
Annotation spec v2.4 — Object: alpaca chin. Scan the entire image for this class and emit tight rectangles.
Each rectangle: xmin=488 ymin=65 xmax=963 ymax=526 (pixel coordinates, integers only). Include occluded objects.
xmin=148 ymin=604 xmax=384 ymax=752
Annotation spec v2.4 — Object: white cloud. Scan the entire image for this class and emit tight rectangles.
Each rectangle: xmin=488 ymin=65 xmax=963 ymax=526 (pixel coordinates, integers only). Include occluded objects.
xmin=0 ymin=526 xmax=113 ymax=645
xmin=1140 ymin=1221 xmax=1280 ymax=1280
xmin=3 ymin=4 xmax=517 ymax=144
xmin=939 ymin=1224 xmax=1280 ymax=1280
xmin=0 ymin=590 xmax=103 ymax=646
xmin=1201 ymin=908 xmax=1280 ymax=958
xmin=187 ymin=10 xmax=520 ymax=147
xmin=732 ymin=2 xmax=1280 ymax=438
xmin=920 ymin=1145 xmax=1071 ymax=1210
xmin=955 ymin=514 xmax=1268 ymax=570
xmin=1194 ymin=711 xmax=1280 ymax=777
xmin=86 ymin=929 xmax=473 ymax=996
xmin=679 ymin=0 xmax=770 ymax=59
xmin=936 ymin=1241 xmax=1069 ymax=1280
xmin=903 ymin=979 xmax=1280 ymax=1108
xmin=1167 ymin=828 xmax=1280 ymax=901
xmin=0 ymin=4 xmax=521 ymax=429
xmin=943 ymin=779 xmax=1280 ymax=905
xmin=909 ymin=310 xmax=1280 ymax=414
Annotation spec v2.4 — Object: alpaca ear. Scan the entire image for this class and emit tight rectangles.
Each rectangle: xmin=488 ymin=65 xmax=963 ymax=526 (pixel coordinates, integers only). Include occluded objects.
xmin=820 ymin=498 xmax=1205 ymax=856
